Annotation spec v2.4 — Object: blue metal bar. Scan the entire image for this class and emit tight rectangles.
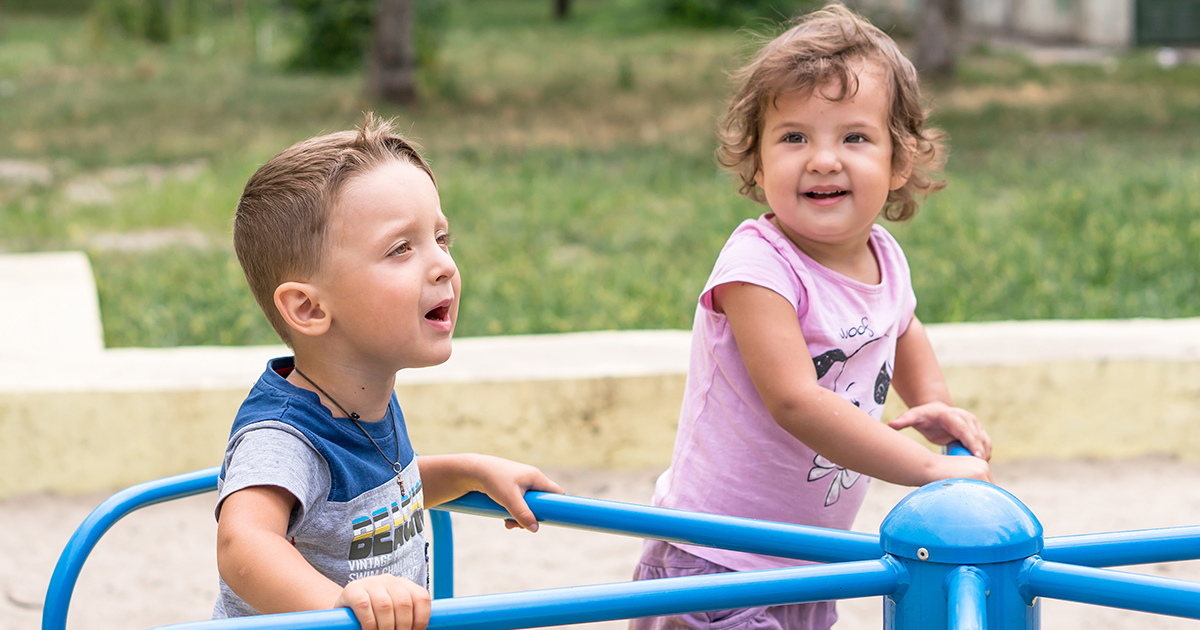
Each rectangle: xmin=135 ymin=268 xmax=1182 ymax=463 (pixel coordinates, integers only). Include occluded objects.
xmin=149 ymin=609 xmax=359 ymax=630
xmin=1041 ymin=526 xmax=1200 ymax=567
xmin=430 ymin=509 xmax=455 ymax=599
xmin=1019 ymin=557 xmax=1200 ymax=620
xmin=151 ymin=559 xmax=904 ymax=630
xmin=441 ymin=491 xmax=882 ymax=564
xmin=946 ymin=566 xmax=988 ymax=630
xmin=42 ymin=466 xmax=221 ymax=630
xmin=944 ymin=441 xmax=972 ymax=457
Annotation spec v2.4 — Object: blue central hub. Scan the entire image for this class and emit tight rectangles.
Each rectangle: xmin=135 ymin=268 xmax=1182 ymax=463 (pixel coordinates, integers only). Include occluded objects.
xmin=881 ymin=479 xmax=1044 ymax=565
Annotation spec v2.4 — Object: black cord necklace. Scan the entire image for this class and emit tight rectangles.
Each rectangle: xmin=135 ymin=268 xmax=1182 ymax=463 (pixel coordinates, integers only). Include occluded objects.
xmin=292 ymin=366 xmax=406 ymax=493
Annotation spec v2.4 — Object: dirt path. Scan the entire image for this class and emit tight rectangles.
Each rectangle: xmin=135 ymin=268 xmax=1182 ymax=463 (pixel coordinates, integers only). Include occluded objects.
xmin=6 ymin=458 xmax=1200 ymax=629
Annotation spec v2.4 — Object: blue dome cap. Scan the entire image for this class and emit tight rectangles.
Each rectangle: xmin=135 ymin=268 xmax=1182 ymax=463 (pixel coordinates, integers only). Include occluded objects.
xmin=880 ymin=479 xmax=1043 ymax=564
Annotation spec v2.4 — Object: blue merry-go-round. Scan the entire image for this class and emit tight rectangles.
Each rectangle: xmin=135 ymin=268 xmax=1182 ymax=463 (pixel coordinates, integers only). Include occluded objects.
xmin=42 ymin=443 xmax=1200 ymax=630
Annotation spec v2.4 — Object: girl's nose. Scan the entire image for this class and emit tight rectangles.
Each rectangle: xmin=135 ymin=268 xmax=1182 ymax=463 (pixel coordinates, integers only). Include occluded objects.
xmin=807 ymin=146 xmax=842 ymax=174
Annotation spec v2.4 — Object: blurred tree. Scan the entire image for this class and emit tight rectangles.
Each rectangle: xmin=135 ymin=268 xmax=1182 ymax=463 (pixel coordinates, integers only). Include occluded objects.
xmin=367 ymin=0 xmax=417 ymax=105
xmin=915 ymin=0 xmax=959 ymax=77
xmin=555 ymin=0 xmax=570 ymax=19
xmin=287 ymin=0 xmax=374 ymax=71
xmin=658 ymin=0 xmax=819 ymax=28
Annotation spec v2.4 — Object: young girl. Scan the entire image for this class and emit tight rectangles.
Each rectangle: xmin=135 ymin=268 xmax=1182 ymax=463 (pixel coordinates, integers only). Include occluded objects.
xmin=631 ymin=5 xmax=992 ymax=630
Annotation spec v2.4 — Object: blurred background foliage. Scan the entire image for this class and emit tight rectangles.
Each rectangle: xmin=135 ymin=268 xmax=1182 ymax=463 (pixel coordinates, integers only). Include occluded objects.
xmin=0 ymin=0 xmax=1197 ymax=348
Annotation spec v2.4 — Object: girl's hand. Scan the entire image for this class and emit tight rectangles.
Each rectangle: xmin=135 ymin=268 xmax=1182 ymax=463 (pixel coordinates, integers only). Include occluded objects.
xmin=468 ymin=454 xmax=565 ymax=533
xmin=931 ymin=452 xmax=993 ymax=484
xmin=888 ymin=402 xmax=992 ymax=460
xmin=334 ymin=574 xmax=431 ymax=630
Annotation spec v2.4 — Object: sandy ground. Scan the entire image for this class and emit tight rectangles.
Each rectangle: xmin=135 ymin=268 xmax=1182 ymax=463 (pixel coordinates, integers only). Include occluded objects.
xmin=6 ymin=458 xmax=1200 ymax=630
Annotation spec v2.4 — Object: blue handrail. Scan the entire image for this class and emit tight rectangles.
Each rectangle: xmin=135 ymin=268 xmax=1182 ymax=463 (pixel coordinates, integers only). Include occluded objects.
xmin=43 ymin=466 xmax=222 ymax=630
xmin=147 ymin=558 xmax=903 ymax=630
xmin=444 ymin=491 xmax=881 ymax=562
xmin=46 ymin=440 xmax=1200 ymax=630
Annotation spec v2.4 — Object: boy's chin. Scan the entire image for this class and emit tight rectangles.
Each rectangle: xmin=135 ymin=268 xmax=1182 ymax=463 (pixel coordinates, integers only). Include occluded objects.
xmin=409 ymin=343 xmax=453 ymax=369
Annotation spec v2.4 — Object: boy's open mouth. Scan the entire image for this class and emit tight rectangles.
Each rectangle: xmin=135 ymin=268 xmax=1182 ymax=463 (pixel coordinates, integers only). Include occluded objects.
xmin=425 ymin=305 xmax=450 ymax=322
xmin=805 ymin=190 xmax=848 ymax=200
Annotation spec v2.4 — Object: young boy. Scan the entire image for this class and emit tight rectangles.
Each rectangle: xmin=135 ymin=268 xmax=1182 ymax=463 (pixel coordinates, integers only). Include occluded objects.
xmin=214 ymin=114 xmax=563 ymax=629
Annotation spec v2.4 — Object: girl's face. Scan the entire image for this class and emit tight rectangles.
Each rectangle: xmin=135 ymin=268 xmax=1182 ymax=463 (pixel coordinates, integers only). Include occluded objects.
xmin=755 ymin=60 xmax=908 ymax=259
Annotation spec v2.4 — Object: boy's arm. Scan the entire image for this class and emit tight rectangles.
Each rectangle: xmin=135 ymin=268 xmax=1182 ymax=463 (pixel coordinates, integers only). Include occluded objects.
xmin=887 ymin=316 xmax=992 ymax=459
xmin=217 ymin=485 xmax=430 ymax=629
xmin=417 ymin=454 xmax=564 ymax=531
xmin=714 ymin=281 xmax=991 ymax=486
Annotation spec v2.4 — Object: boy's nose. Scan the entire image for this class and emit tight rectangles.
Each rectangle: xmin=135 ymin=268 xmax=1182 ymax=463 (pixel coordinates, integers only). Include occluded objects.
xmin=431 ymin=247 xmax=458 ymax=282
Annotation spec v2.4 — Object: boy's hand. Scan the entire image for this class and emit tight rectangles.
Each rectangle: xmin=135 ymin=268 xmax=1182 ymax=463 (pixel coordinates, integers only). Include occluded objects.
xmin=334 ymin=574 xmax=431 ymax=630
xmin=888 ymin=402 xmax=992 ymax=460
xmin=471 ymin=455 xmax=565 ymax=533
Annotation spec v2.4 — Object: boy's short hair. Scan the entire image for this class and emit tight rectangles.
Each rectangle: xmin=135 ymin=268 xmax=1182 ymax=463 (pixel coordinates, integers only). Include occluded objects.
xmin=717 ymin=3 xmax=947 ymax=221
xmin=234 ymin=113 xmax=435 ymax=345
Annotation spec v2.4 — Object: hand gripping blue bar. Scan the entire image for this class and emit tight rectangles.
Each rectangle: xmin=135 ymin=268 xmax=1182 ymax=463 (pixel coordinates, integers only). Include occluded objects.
xmin=441 ymin=491 xmax=882 ymax=564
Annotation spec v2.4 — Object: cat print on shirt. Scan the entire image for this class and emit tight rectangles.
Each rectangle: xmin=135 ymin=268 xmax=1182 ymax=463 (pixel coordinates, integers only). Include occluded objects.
xmin=806 ymin=317 xmax=893 ymax=506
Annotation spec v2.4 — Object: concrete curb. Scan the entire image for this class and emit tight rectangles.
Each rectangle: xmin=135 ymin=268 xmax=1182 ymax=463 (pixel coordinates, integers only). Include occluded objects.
xmin=3 ymin=252 xmax=1199 ymax=497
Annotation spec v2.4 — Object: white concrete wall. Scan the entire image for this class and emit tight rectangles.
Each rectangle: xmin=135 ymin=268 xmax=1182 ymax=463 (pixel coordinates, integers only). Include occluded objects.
xmin=855 ymin=0 xmax=1136 ymax=46
xmin=3 ymin=253 xmax=1198 ymax=497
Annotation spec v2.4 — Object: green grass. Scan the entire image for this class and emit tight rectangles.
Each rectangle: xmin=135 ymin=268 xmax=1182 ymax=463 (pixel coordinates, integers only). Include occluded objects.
xmin=1 ymin=1 xmax=1198 ymax=348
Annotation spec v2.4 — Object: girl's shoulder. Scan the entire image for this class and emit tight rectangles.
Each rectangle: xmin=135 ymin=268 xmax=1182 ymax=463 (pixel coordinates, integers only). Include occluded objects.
xmin=722 ymin=214 xmax=793 ymax=257
xmin=868 ymin=224 xmax=912 ymax=277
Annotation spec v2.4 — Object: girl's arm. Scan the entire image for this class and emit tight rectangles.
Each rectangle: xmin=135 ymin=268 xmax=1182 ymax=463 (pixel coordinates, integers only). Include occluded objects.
xmin=217 ymin=486 xmax=431 ymax=629
xmin=714 ymin=281 xmax=991 ymax=486
xmin=887 ymin=316 xmax=993 ymax=459
xmin=417 ymin=454 xmax=564 ymax=531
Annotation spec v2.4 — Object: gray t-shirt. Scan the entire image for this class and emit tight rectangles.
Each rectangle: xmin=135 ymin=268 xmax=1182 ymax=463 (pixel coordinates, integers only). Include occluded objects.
xmin=213 ymin=358 xmax=428 ymax=618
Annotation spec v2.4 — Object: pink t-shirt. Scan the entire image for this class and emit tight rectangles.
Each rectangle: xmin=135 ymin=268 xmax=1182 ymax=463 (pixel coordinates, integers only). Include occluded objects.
xmin=653 ymin=215 xmax=917 ymax=572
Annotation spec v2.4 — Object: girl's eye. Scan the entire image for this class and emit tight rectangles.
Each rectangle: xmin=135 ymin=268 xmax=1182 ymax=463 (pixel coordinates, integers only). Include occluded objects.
xmin=782 ymin=132 xmax=806 ymax=144
xmin=845 ymin=133 xmax=867 ymax=144
xmin=390 ymin=242 xmax=411 ymax=256
xmin=437 ymin=231 xmax=454 ymax=250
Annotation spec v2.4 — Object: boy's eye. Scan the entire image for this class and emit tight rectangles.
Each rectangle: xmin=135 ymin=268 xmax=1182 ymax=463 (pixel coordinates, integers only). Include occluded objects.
xmin=390 ymin=242 xmax=411 ymax=256
xmin=437 ymin=231 xmax=454 ymax=249
xmin=845 ymin=133 xmax=867 ymax=144
xmin=782 ymin=132 xmax=806 ymax=144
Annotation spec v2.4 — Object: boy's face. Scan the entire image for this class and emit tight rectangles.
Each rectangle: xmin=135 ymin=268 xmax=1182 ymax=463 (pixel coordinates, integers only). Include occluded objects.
xmin=755 ymin=60 xmax=908 ymax=255
xmin=317 ymin=159 xmax=460 ymax=372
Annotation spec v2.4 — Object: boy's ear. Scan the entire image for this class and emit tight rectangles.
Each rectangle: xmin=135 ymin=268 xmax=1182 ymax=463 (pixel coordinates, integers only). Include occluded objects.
xmin=274 ymin=281 xmax=330 ymax=337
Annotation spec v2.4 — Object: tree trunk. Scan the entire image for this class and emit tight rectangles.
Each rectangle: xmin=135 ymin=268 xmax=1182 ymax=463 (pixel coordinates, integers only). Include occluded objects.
xmin=915 ymin=0 xmax=960 ymax=78
xmin=367 ymin=0 xmax=417 ymax=105
xmin=554 ymin=0 xmax=570 ymax=20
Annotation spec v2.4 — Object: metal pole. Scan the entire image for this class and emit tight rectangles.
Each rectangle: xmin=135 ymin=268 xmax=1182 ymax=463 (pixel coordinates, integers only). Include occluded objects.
xmin=1019 ymin=557 xmax=1200 ymax=620
xmin=947 ymin=566 xmax=989 ymax=630
xmin=442 ymin=491 xmax=881 ymax=563
xmin=43 ymin=467 xmax=220 ymax=630
xmin=430 ymin=509 xmax=455 ymax=599
xmin=1041 ymin=526 xmax=1200 ymax=567
xmin=149 ymin=559 xmax=903 ymax=630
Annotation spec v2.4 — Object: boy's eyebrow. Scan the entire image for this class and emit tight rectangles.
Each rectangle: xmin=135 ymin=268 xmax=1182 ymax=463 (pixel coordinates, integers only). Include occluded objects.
xmin=378 ymin=213 xmax=449 ymax=242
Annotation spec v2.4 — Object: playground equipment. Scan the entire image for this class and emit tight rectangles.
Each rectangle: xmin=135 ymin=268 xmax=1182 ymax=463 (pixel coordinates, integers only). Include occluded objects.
xmin=43 ymin=445 xmax=1200 ymax=630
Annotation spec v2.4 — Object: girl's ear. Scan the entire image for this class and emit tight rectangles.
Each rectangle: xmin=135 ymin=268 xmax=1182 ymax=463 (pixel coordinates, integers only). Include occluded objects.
xmin=274 ymin=281 xmax=330 ymax=338
xmin=890 ymin=153 xmax=913 ymax=191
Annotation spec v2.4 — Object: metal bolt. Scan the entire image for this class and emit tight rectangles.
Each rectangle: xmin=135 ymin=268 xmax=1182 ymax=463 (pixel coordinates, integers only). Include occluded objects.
xmin=917 ymin=547 xmax=930 ymax=561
